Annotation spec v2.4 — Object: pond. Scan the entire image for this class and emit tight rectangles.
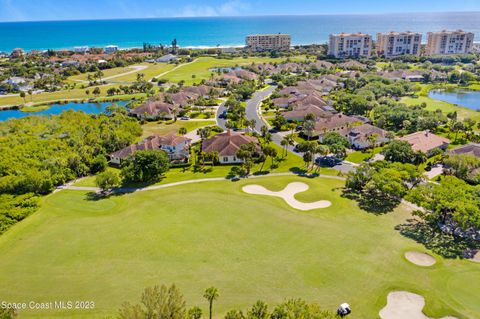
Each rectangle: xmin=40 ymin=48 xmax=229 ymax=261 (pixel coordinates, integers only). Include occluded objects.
xmin=0 ymin=101 xmax=129 ymax=122
xmin=429 ymin=89 xmax=480 ymax=111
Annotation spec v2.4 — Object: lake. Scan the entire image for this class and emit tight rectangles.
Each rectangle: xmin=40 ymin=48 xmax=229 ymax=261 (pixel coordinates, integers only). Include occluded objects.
xmin=429 ymin=89 xmax=480 ymax=111
xmin=0 ymin=101 xmax=129 ymax=122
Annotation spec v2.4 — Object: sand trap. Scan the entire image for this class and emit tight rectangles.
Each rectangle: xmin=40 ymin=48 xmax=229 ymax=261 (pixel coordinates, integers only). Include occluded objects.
xmin=242 ymin=182 xmax=331 ymax=211
xmin=405 ymin=251 xmax=436 ymax=266
xmin=380 ymin=291 xmax=457 ymax=319
xmin=472 ymin=251 xmax=480 ymax=263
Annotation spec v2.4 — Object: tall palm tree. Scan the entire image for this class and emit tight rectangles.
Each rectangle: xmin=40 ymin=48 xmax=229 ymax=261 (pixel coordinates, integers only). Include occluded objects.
xmin=203 ymin=287 xmax=219 ymax=319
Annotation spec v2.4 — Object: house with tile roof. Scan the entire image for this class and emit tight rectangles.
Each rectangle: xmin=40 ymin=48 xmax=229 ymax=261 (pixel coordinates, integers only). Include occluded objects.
xmin=129 ymin=100 xmax=178 ymax=120
xmin=110 ymin=134 xmax=191 ymax=165
xmin=398 ymin=131 xmax=450 ymax=155
xmin=202 ymin=130 xmax=261 ymax=164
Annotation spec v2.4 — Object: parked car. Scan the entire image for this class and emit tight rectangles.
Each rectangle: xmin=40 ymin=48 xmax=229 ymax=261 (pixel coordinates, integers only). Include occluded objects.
xmin=180 ymin=116 xmax=190 ymax=120
xmin=315 ymin=156 xmax=341 ymax=167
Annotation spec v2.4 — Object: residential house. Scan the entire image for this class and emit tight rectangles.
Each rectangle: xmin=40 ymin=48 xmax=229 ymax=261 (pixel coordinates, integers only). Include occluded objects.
xmin=341 ymin=124 xmax=390 ymax=149
xmin=282 ymin=104 xmax=335 ymax=122
xmin=447 ymin=143 xmax=480 ymax=158
xmin=156 ymin=54 xmax=178 ymax=63
xmin=129 ymin=100 xmax=178 ymax=120
xmin=110 ymin=134 xmax=191 ymax=165
xmin=310 ymin=114 xmax=360 ymax=140
xmin=202 ymin=130 xmax=261 ymax=164
xmin=398 ymin=131 xmax=450 ymax=155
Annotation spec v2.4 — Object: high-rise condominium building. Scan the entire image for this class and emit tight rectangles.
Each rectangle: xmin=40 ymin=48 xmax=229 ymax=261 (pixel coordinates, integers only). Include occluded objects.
xmin=328 ymin=33 xmax=372 ymax=58
xmin=376 ymin=31 xmax=422 ymax=57
xmin=245 ymin=34 xmax=291 ymax=52
xmin=425 ymin=30 xmax=474 ymax=55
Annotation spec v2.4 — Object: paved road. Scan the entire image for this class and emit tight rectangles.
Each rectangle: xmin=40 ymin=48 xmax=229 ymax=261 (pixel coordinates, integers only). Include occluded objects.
xmin=245 ymin=86 xmax=276 ymax=132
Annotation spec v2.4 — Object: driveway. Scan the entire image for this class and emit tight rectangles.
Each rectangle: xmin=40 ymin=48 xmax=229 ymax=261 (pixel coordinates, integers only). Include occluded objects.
xmin=215 ymin=101 xmax=227 ymax=131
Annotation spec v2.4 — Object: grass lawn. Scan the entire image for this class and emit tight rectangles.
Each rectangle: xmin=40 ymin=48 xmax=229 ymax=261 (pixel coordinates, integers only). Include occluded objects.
xmin=345 ymin=147 xmax=383 ymax=164
xmin=65 ymin=66 xmax=135 ymax=84
xmin=0 ymin=84 xmax=137 ymax=108
xmin=401 ymin=96 xmax=480 ymax=122
xmin=159 ymin=56 xmax=308 ymax=85
xmin=0 ymin=175 xmax=478 ymax=318
xmin=140 ymin=119 xmax=216 ymax=139
xmin=20 ymin=104 xmax=50 ymax=112
xmin=112 ymin=63 xmax=176 ymax=82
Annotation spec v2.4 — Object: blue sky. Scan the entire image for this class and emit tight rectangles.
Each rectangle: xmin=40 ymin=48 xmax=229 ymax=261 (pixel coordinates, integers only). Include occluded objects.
xmin=1 ymin=0 xmax=479 ymax=22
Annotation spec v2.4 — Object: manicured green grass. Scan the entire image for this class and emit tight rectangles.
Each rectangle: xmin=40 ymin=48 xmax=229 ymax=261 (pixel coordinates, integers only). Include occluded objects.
xmin=159 ymin=56 xmax=308 ymax=85
xmin=113 ymin=63 xmax=176 ymax=82
xmin=140 ymin=120 xmax=216 ymax=138
xmin=401 ymin=96 xmax=480 ymax=122
xmin=345 ymin=147 xmax=382 ymax=164
xmin=0 ymin=175 xmax=478 ymax=318
xmin=65 ymin=66 xmax=135 ymax=83
xmin=20 ymin=104 xmax=50 ymax=112
xmin=0 ymin=84 xmax=134 ymax=108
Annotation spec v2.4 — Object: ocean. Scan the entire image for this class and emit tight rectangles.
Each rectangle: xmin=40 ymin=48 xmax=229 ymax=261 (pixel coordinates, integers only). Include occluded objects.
xmin=1 ymin=12 xmax=480 ymax=52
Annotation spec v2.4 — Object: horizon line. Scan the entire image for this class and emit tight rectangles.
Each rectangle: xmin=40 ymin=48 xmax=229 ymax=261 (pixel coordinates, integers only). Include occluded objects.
xmin=0 ymin=10 xmax=479 ymax=24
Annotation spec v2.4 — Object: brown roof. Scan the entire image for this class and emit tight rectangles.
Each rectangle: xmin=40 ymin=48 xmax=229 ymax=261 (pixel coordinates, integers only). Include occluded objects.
xmin=111 ymin=134 xmax=190 ymax=159
xmin=343 ymin=124 xmax=389 ymax=142
xmin=202 ymin=130 xmax=260 ymax=156
xmin=398 ymin=131 xmax=450 ymax=153
xmin=283 ymin=104 xmax=335 ymax=120
xmin=130 ymin=100 xmax=177 ymax=117
xmin=313 ymin=114 xmax=359 ymax=134
xmin=294 ymin=93 xmax=329 ymax=107
xmin=448 ymin=143 xmax=480 ymax=158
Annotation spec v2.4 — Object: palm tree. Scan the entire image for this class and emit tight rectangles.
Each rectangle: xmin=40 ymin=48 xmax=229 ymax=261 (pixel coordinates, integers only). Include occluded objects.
xmin=27 ymin=90 xmax=33 ymax=102
xmin=314 ymin=144 xmax=329 ymax=173
xmin=281 ymin=134 xmax=294 ymax=157
xmin=203 ymin=287 xmax=219 ymax=319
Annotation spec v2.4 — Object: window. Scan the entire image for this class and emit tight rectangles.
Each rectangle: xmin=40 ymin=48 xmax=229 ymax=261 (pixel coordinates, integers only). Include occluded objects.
xmin=223 ymin=157 xmax=228 ymax=162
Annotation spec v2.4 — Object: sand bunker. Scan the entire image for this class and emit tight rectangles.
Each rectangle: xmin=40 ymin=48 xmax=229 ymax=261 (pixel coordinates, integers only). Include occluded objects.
xmin=472 ymin=251 xmax=480 ymax=263
xmin=380 ymin=291 xmax=457 ymax=319
xmin=242 ymin=182 xmax=331 ymax=211
xmin=405 ymin=251 xmax=436 ymax=266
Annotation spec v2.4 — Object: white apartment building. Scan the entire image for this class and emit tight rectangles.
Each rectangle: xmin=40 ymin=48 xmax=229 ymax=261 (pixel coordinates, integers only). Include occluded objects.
xmin=328 ymin=33 xmax=372 ymax=58
xmin=245 ymin=34 xmax=291 ymax=51
xmin=104 ymin=45 xmax=119 ymax=54
xmin=376 ymin=31 xmax=422 ymax=57
xmin=74 ymin=46 xmax=89 ymax=54
xmin=425 ymin=30 xmax=474 ymax=55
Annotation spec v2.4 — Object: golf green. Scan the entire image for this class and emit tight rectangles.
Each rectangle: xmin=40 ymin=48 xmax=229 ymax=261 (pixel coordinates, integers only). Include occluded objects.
xmin=0 ymin=176 xmax=478 ymax=318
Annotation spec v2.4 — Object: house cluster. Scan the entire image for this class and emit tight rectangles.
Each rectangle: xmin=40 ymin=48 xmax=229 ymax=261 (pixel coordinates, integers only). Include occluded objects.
xmin=208 ymin=69 xmax=259 ymax=86
xmin=110 ymin=129 xmax=262 ymax=166
xmin=129 ymin=85 xmax=224 ymax=120
xmin=329 ymin=29 xmax=475 ymax=58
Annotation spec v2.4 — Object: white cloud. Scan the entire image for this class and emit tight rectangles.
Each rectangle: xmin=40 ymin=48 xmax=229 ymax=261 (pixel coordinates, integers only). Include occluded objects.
xmin=178 ymin=0 xmax=250 ymax=17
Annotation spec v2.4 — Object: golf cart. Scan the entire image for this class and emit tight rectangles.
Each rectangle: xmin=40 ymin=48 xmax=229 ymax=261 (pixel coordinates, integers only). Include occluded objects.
xmin=337 ymin=303 xmax=351 ymax=317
